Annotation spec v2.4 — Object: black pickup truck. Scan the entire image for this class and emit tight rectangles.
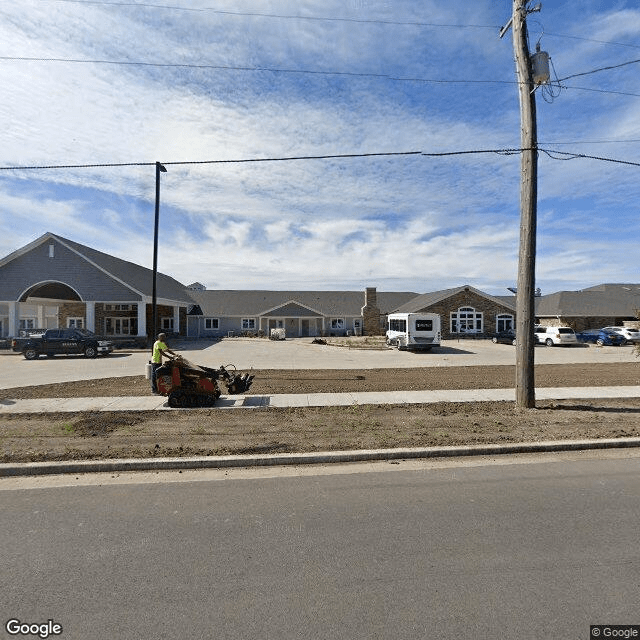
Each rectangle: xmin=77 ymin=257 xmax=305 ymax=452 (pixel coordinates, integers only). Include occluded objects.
xmin=12 ymin=328 xmax=115 ymax=360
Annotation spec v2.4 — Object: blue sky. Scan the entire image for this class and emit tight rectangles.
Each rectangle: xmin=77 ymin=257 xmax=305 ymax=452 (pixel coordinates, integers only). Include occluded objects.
xmin=0 ymin=0 xmax=639 ymax=295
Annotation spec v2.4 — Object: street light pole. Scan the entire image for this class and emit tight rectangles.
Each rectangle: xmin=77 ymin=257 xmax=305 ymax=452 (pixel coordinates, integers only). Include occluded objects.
xmin=151 ymin=161 xmax=167 ymax=347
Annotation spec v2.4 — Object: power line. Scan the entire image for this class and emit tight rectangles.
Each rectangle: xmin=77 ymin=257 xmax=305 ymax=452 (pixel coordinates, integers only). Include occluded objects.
xmin=557 ymin=57 xmax=640 ymax=82
xmin=40 ymin=0 xmax=501 ymax=29
xmin=0 ymin=55 xmax=519 ymax=86
xmin=561 ymin=84 xmax=640 ymax=98
xmin=2 ymin=147 xmax=639 ymax=172
xmin=0 ymin=151 xmax=423 ymax=171
xmin=2 ymin=55 xmax=639 ymax=99
xmin=34 ymin=0 xmax=640 ymax=52
xmin=539 ymin=139 xmax=640 ymax=145
xmin=545 ymin=31 xmax=640 ymax=51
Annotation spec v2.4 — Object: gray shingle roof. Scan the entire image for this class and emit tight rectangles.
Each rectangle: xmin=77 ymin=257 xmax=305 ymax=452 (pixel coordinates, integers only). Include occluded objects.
xmin=187 ymin=290 xmax=419 ymax=317
xmin=536 ymin=285 xmax=640 ymax=317
xmin=50 ymin=233 xmax=193 ymax=303
xmin=394 ymin=285 xmax=517 ymax=313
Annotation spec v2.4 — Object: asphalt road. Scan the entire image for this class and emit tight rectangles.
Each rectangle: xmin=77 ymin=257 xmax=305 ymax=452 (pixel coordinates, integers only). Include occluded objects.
xmin=2 ymin=452 xmax=639 ymax=640
xmin=1 ymin=337 xmax=638 ymax=388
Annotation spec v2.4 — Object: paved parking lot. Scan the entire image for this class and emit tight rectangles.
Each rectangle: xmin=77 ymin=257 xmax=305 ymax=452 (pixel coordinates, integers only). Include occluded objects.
xmin=1 ymin=337 xmax=638 ymax=389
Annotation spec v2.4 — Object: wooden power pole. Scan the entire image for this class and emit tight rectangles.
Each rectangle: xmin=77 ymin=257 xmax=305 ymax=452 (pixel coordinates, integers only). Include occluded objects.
xmin=511 ymin=1 xmax=539 ymax=409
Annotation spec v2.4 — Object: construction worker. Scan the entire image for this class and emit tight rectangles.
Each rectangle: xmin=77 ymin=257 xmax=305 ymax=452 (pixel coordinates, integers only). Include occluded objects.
xmin=151 ymin=332 xmax=178 ymax=394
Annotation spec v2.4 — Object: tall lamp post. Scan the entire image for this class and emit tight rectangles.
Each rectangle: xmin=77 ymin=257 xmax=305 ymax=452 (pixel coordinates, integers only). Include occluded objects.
xmin=151 ymin=161 xmax=167 ymax=347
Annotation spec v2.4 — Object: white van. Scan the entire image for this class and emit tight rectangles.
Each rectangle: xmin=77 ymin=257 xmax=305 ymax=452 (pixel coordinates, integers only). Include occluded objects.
xmin=386 ymin=313 xmax=441 ymax=351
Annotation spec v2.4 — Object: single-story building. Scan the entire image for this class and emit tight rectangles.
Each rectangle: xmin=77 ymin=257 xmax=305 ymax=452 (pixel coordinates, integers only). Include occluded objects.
xmin=1 ymin=234 xmax=638 ymax=341
xmin=535 ymin=283 xmax=640 ymax=332
xmin=393 ymin=285 xmax=517 ymax=340
xmin=186 ymin=287 xmax=418 ymax=338
xmin=0 ymin=232 xmax=192 ymax=340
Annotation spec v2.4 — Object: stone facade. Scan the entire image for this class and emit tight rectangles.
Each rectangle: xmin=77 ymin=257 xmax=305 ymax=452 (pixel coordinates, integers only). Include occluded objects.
xmin=58 ymin=302 xmax=86 ymax=329
xmin=537 ymin=316 xmax=638 ymax=332
xmin=145 ymin=304 xmax=187 ymax=338
xmin=58 ymin=302 xmax=187 ymax=337
xmin=361 ymin=287 xmax=382 ymax=335
xmin=410 ymin=289 xmax=516 ymax=340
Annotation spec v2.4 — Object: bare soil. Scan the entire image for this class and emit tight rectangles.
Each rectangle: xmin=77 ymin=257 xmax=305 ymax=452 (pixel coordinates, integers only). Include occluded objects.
xmin=2 ymin=363 xmax=640 ymax=463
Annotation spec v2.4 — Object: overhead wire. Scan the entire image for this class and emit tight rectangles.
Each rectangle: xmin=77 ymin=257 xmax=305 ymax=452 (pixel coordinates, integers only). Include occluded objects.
xmin=34 ymin=0 xmax=502 ymax=29
xmin=1 ymin=148 xmax=639 ymax=172
xmin=37 ymin=0 xmax=640 ymax=53
xmin=557 ymin=57 xmax=640 ymax=83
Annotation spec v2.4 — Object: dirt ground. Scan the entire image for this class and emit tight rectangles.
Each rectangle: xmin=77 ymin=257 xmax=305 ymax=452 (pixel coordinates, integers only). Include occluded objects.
xmin=2 ymin=362 xmax=640 ymax=463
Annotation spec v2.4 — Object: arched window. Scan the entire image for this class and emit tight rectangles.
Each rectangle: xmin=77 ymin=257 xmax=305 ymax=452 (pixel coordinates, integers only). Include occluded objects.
xmin=450 ymin=306 xmax=483 ymax=334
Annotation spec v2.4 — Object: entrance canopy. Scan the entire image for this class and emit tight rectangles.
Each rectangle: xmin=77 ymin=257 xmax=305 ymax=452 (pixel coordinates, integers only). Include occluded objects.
xmin=19 ymin=281 xmax=82 ymax=302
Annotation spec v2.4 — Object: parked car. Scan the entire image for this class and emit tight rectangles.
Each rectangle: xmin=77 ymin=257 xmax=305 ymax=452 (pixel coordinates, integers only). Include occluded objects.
xmin=491 ymin=330 xmax=517 ymax=345
xmin=601 ymin=326 xmax=640 ymax=345
xmin=534 ymin=326 xmax=578 ymax=346
xmin=11 ymin=328 xmax=114 ymax=359
xmin=576 ymin=328 xmax=626 ymax=346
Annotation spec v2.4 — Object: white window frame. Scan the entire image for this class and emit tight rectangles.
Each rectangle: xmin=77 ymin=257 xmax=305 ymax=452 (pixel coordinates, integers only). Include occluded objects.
xmin=67 ymin=317 xmax=84 ymax=329
xmin=241 ymin=318 xmax=256 ymax=331
xmin=161 ymin=317 xmax=174 ymax=331
xmin=496 ymin=314 xmax=514 ymax=333
xmin=204 ymin=318 xmax=219 ymax=330
xmin=105 ymin=317 xmax=137 ymax=336
xmin=330 ymin=318 xmax=345 ymax=330
xmin=19 ymin=318 xmax=36 ymax=330
xmin=450 ymin=307 xmax=483 ymax=334
xmin=104 ymin=304 xmax=136 ymax=311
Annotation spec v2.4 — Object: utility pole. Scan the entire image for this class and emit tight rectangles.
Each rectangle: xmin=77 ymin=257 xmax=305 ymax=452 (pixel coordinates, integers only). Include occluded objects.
xmin=502 ymin=2 xmax=539 ymax=408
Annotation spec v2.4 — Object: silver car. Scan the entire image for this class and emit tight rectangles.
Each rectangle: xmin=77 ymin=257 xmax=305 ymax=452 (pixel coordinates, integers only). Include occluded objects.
xmin=601 ymin=326 xmax=640 ymax=345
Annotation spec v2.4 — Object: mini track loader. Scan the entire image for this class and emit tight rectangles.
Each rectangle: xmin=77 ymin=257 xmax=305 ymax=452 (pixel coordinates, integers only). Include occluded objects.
xmin=155 ymin=356 xmax=254 ymax=408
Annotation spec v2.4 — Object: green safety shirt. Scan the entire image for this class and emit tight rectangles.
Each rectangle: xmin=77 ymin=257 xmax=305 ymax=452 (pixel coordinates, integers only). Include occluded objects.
xmin=152 ymin=340 xmax=168 ymax=364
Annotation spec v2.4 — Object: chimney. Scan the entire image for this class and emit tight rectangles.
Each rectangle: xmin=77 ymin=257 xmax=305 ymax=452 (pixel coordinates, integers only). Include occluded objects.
xmin=361 ymin=287 xmax=381 ymax=335
xmin=365 ymin=287 xmax=377 ymax=308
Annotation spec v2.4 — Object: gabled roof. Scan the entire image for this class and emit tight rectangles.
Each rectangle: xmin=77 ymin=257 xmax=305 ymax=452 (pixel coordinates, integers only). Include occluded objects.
xmin=536 ymin=284 xmax=640 ymax=317
xmin=187 ymin=289 xmax=419 ymax=317
xmin=395 ymin=285 xmax=517 ymax=313
xmin=1 ymin=232 xmax=192 ymax=304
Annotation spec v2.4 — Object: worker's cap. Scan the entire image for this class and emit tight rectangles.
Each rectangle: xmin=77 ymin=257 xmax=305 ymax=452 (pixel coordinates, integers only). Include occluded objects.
xmin=158 ymin=332 xmax=167 ymax=339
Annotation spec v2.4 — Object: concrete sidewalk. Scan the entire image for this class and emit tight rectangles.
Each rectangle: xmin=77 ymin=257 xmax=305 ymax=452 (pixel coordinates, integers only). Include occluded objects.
xmin=2 ymin=385 xmax=640 ymax=413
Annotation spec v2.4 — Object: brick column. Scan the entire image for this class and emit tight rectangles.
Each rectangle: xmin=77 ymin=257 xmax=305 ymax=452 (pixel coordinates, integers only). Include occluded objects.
xmin=361 ymin=287 xmax=382 ymax=335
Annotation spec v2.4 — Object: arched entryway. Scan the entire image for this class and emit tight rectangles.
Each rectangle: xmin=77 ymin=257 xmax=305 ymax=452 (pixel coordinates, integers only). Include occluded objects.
xmin=4 ymin=280 xmax=87 ymax=336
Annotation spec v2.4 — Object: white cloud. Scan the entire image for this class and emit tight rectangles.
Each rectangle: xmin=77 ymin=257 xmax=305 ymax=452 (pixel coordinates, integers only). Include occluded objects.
xmin=0 ymin=0 xmax=639 ymax=296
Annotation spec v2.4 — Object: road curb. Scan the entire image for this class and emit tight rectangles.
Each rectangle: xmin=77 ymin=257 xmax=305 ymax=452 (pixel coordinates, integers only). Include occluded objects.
xmin=2 ymin=437 xmax=640 ymax=477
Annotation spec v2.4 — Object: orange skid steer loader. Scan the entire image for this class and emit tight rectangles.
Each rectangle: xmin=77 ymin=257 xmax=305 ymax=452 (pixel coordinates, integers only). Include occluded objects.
xmin=156 ymin=356 xmax=254 ymax=408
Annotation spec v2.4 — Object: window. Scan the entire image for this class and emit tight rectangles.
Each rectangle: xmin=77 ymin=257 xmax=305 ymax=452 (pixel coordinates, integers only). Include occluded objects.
xmin=161 ymin=318 xmax=174 ymax=331
xmin=104 ymin=304 xmax=136 ymax=311
xmin=19 ymin=318 xmax=36 ymax=330
xmin=450 ymin=307 xmax=483 ymax=333
xmin=105 ymin=317 xmax=138 ymax=335
xmin=67 ymin=317 xmax=84 ymax=329
xmin=496 ymin=314 xmax=514 ymax=332
xmin=242 ymin=318 xmax=256 ymax=330
xmin=205 ymin=318 xmax=219 ymax=330
xmin=330 ymin=318 xmax=345 ymax=330
xmin=389 ymin=318 xmax=407 ymax=332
